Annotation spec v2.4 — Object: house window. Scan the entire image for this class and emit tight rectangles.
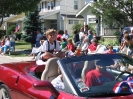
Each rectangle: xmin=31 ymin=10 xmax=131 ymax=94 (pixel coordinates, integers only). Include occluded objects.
xmin=42 ymin=2 xmax=44 ymax=8
xmin=74 ymin=20 xmax=79 ymax=24
xmin=69 ymin=20 xmax=73 ymax=24
xmin=69 ymin=20 xmax=79 ymax=24
xmin=74 ymin=0 xmax=78 ymax=10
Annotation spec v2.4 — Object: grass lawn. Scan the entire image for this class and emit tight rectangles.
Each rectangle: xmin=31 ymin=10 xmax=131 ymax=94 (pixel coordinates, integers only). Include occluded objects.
xmin=15 ymin=41 xmax=31 ymax=50
xmin=7 ymin=41 xmax=31 ymax=57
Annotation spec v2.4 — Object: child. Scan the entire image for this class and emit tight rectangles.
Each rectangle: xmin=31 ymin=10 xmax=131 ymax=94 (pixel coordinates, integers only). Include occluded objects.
xmin=106 ymin=46 xmax=115 ymax=54
xmin=61 ymin=38 xmax=67 ymax=51
xmin=64 ymin=38 xmax=75 ymax=52
xmin=38 ymin=29 xmax=65 ymax=62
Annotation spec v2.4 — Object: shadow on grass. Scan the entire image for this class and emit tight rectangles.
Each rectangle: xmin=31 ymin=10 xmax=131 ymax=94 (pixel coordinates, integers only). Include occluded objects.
xmin=7 ymin=50 xmax=31 ymax=57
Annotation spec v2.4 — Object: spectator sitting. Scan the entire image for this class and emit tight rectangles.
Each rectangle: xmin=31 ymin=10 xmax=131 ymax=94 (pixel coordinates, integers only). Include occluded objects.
xmin=0 ymin=37 xmax=11 ymax=55
xmin=29 ymin=40 xmax=44 ymax=59
xmin=51 ymin=66 xmax=64 ymax=90
xmin=64 ymin=38 xmax=75 ymax=52
xmin=88 ymin=38 xmax=98 ymax=54
xmin=106 ymin=46 xmax=115 ymax=54
xmin=0 ymin=35 xmax=7 ymax=47
xmin=81 ymin=38 xmax=89 ymax=54
xmin=61 ymin=38 xmax=67 ymax=51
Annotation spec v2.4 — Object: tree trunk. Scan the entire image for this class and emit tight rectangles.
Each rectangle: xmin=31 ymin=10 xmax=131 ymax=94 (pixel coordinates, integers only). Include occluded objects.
xmin=0 ymin=16 xmax=4 ymax=27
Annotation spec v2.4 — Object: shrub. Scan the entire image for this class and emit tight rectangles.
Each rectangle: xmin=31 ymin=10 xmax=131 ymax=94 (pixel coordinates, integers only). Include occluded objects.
xmin=72 ymin=23 xmax=84 ymax=33
xmin=6 ymin=25 xmax=15 ymax=35
xmin=16 ymin=32 xmax=22 ymax=40
xmin=24 ymin=36 xmax=31 ymax=42
xmin=99 ymin=38 xmax=119 ymax=47
xmin=113 ymin=31 xmax=121 ymax=45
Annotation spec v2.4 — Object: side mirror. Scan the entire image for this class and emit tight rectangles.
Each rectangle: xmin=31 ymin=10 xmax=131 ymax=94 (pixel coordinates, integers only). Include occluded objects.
xmin=33 ymin=81 xmax=59 ymax=98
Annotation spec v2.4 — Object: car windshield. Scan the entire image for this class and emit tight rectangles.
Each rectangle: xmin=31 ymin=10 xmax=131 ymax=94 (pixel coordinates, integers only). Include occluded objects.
xmin=59 ymin=54 xmax=133 ymax=95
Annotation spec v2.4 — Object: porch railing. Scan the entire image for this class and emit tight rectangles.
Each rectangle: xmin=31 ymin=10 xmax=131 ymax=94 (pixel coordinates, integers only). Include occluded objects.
xmin=40 ymin=6 xmax=60 ymax=12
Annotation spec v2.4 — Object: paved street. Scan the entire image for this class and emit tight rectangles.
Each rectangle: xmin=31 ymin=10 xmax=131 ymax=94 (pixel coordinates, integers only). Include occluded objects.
xmin=0 ymin=55 xmax=33 ymax=64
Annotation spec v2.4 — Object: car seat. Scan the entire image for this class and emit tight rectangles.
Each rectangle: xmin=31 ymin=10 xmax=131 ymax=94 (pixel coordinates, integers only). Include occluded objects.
xmin=81 ymin=61 xmax=95 ymax=82
xmin=41 ymin=57 xmax=59 ymax=82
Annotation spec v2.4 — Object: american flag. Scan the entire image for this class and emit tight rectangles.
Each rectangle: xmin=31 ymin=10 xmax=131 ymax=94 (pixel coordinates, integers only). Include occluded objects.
xmin=15 ymin=23 xmax=21 ymax=33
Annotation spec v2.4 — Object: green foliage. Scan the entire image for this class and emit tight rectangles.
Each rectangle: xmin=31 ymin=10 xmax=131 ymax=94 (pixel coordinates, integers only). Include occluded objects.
xmin=88 ymin=24 xmax=96 ymax=33
xmin=58 ymin=30 xmax=64 ymax=34
xmin=72 ymin=23 xmax=84 ymax=33
xmin=92 ymin=0 xmax=133 ymax=27
xmin=99 ymin=38 xmax=119 ymax=47
xmin=0 ymin=0 xmax=40 ymax=27
xmin=21 ymin=33 xmax=31 ymax=42
xmin=6 ymin=25 xmax=15 ymax=36
xmin=16 ymin=32 xmax=23 ymax=40
xmin=23 ymin=8 xmax=41 ymax=34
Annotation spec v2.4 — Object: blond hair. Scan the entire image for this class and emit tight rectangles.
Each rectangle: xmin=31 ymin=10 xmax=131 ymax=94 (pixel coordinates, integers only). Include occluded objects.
xmin=45 ymin=29 xmax=57 ymax=36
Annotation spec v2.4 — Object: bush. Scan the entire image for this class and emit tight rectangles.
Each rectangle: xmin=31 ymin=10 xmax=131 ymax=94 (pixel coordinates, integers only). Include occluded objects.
xmin=24 ymin=36 xmax=31 ymax=42
xmin=6 ymin=25 xmax=15 ymax=35
xmin=99 ymin=38 xmax=119 ymax=47
xmin=113 ymin=31 xmax=121 ymax=45
xmin=72 ymin=23 xmax=84 ymax=33
xmin=16 ymin=32 xmax=22 ymax=40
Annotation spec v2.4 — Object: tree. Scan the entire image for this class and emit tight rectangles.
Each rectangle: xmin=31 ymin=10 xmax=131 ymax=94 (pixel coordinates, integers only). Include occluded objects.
xmin=23 ymin=8 xmax=41 ymax=34
xmin=0 ymin=0 xmax=40 ymax=27
xmin=91 ymin=0 xmax=133 ymax=27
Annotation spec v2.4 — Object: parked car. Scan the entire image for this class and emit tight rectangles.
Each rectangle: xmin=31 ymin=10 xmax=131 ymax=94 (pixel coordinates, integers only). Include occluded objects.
xmin=0 ymin=54 xmax=133 ymax=99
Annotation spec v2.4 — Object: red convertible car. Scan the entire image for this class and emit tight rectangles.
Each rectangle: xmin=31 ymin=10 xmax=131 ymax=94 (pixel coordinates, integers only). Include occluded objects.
xmin=1 ymin=53 xmax=133 ymax=99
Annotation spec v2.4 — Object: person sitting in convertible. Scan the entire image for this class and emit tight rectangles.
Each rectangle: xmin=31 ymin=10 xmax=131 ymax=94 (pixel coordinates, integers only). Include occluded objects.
xmin=85 ymin=59 xmax=115 ymax=87
xmin=51 ymin=66 xmax=64 ymax=90
xmin=38 ymin=29 xmax=65 ymax=62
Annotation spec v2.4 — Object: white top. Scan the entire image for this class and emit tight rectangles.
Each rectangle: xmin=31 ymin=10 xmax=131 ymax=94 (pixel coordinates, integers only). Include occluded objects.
xmin=36 ymin=33 xmax=42 ymax=41
xmin=31 ymin=45 xmax=43 ymax=54
xmin=81 ymin=42 xmax=88 ymax=51
xmin=51 ymin=75 xmax=64 ymax=90
xmin=42 ymin=40 xmax=61 ymax=52
xmin=10 ymin=34 xmax=16 ymax=42
xmin=5 ymin=40 xmax=11 ymax=46
xmin=61 ymin=34 xmax=70 ymax=39
xmin=79 ymin=32 xmax=84 ymax=40
xmin=120 ymin=66 xmax=126 ymax=71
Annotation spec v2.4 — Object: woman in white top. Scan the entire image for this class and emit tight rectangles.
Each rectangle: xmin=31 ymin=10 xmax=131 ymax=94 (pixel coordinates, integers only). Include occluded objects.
xmin=0 ymin=37 xmax=11 ymax=55
xmin=29 ymin=40 xmax=44 ymax=59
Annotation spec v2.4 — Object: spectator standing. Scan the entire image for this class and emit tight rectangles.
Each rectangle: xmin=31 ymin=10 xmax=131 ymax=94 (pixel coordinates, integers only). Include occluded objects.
xmin=36 ymin=30 xmax=42 ymax=47
xmin=84 ymin=25 xmax=89 ymax=34
xmin=62 ymin=30 xmax=70 ymax=40
xmin=120 ymin=34 xmax=133 ymax=57
xmin=73 ymin=30 xmax=80 ymax=49
xmin=79 ymin=27 xmax=84 ymax=42
xmin=88 ymin=30 xmax=93 ymax=44
xmin=30 ymin=31 xmax=36 ymax=49
xmin=57 ymin=30 xmax=63 ymax=42
xmin=10 ymin=31 xmax=16 ymax=51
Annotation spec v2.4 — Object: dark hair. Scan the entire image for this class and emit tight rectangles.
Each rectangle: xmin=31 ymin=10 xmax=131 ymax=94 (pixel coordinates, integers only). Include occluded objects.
xmin=62 ymin=38 xmax=66 ymax=42
xmin=73 ymin=30 xmax=78 ymax=34
xmin=124 ymin=35 xmax=130 ymax=41
xmin=108 ymin=46 xmax=113 ymax=49
xmin=84 ymin=25 xmax=88 ymax=28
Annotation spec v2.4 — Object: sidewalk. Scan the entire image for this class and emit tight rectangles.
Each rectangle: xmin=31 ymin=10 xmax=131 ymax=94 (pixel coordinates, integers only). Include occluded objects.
xmin=1 ymin=49 xmax=34 ymax=61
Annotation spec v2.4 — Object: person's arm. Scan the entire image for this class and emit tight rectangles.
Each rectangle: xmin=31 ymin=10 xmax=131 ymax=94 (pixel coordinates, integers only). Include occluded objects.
xmin=120 ymin=41 xmax=126 ymax=51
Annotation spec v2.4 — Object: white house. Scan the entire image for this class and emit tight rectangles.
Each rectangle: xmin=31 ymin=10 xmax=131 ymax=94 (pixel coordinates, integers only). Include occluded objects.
xmin=38 ymin=0 xmax=87 ymax=35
